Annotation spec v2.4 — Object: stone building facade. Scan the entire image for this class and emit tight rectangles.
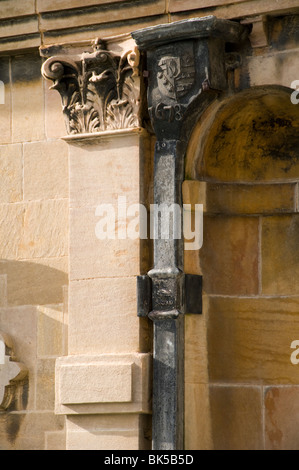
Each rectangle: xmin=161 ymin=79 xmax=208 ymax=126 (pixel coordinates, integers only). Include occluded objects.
xmin=0 ymin=0 xmax=299 ymax=450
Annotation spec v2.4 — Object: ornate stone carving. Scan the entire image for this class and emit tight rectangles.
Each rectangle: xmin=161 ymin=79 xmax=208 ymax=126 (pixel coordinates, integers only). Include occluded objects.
xmin=157 ymin=53 xmax=195 ymax=100
xmin=0 ymin=331 xmax=27 ymax=410
xmin=42 ymin=39 xmax=141 ymax=135
xmin=133 ymin=17 xmax=250 ymax=142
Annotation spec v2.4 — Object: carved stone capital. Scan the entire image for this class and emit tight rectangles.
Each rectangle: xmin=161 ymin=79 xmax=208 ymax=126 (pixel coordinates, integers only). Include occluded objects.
xmin=132 ymin=16 xmax=250 ymax=141
xmin=41 ymin=39 xmax=141 ymax=135
xmin=0 ymin=331 xmax=28 ymax=410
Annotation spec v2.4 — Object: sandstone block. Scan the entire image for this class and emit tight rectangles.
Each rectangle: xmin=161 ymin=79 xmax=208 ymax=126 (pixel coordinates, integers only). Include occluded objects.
xmin=43 ymin=15 xmax=169 ymax=46
xmin=209 ymin=385 xmax=263 ymax=450
xmin=0 ymin=35 xmax=41 ymax=54
xmin=70 ymin=206 xmax=141 ymax=280
xmin=206 ymin=183 xmax=296 ymax=215
xmin=45 ymin=431 xmax=66 ymax=450
xmin=0 ymin=16 xmax=38 ymax=39
xmin=66 ymin=414 xmax=142 ymax=450
xmin=37 ymin=304 xmax=64 ymax=357
xmin=59 ymin=362 xmax=133 ymax=405
xmin=23 ymin=140 xmax=69 ymax=201
xmin=39 ymin=1 xmax=166 ymax=32
xmin=169 ymin=0 xmax=247 ymax=12
xmin=182 ymin=180 xmax=207 ymax=211
xmin=185 ymin=384 xmax=212 ymax=450
xmin=184 ymin=248 xmax=202 ymax=276
xmin=68 ymin=277 xmax=141 ymax=355
xmin=0 ymin=257 xmax=68 ymax=307
xmin=0 ymin=57 xmax=11 ymax=144
xmin=200 ymin=215 xmax=259 ymax=295
xmin=0 ymin=0 xmax=35 ymax=19
xmin=185 ymin=310 xmax=209 ymax=385
xmin=44 ymin=77 xmax=67 ymax=139
xmin=249 ymin=50 xmax=299 ymax=89
xmin=19 ymin=200 xmax=68 ymax=260
xmin=0 ymin=412 xmax=64 ymax=450
xmin=69 ymin=130 xmax=146 ymax=208
xmin=0 ymin=275 xmax=7 ymax=308
xmin=208 ymin=296 xmax=299 ymax=384
xmin=55 ymin=353 xmax=151 ymax=415
xmin=265 ymin=386 xmax=299 ymax=450
xmin=0 ymin=144 xmax=22 ymax=203
xmin=11 ymin=54 xmax=44 ymax=143
xmin=170 ymin=0 xmax=298 ymax=18
xmin=38 ymin=0 xmax=132 ymax=12
xmin=36 ymin=358 xmax=56 ymax=411
xmin=0 ymin=204 xmax=24 ymax=259
xmin=262 ymin=215 xmax=299 ymax=295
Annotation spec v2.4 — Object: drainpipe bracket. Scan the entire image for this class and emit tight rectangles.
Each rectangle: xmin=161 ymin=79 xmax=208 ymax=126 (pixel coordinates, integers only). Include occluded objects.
xmin=137 ymin=275 xmax=152 ymax=317
xmin=137 ymin=273 xmax=202 ymax=317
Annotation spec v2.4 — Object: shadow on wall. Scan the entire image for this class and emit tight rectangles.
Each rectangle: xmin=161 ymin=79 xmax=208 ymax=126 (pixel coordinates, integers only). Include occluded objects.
xmin=0 ymin=259 xmax=68 ymax=307
xmin=0 ymin=259 xmax=67 ymax=449
xmin=0 ymin=381 xmax=29 ymax=448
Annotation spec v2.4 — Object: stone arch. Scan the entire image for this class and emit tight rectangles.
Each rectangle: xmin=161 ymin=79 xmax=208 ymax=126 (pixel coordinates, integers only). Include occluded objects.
xmin=186 ymin=85 xmax=299 ymax=182
xmin=184 ymin=85 xmax=299 ymax=450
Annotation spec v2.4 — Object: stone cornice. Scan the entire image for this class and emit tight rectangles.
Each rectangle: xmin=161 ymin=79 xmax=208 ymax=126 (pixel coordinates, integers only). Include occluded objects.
xmin=132 ymin=16 xmax=249 ymax=50
xmin=0 ymin=1 xmax=298 ymax=54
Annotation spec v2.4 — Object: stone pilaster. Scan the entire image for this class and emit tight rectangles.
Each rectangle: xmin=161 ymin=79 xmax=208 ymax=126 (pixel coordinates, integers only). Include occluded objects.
xmin=41 ymin=37 xmax=152 ymax=450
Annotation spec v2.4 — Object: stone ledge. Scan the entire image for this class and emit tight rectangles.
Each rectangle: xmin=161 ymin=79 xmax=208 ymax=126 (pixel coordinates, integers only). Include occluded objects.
xmin=37 ymin=0 xmax=126 ymax=13
xmin=182 ymin=181 xmax=298 ymax=215
xmin=0 ymin=0 xmax=36 ymax=20
xmin=55 ymin=353 xmax=152 ymax=415
xmin=39 ymin=1 xmax=166 ymax=33
xmin=62 ymin=127 xmax=149 ymax=144
xmin=0 ymin=16 xmax=38 ymax=40
xmin=169 ymin=0 xmax=299 ymax=18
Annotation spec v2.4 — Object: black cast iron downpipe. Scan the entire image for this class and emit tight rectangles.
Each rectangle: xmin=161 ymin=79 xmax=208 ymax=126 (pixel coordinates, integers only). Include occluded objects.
xmin=133 ymin=17 xmax=249 ymax=450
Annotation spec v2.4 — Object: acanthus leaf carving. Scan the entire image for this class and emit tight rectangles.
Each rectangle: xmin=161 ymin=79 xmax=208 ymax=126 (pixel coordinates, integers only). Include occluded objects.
xmin=41 ymin=40 xmax=141 ymax=135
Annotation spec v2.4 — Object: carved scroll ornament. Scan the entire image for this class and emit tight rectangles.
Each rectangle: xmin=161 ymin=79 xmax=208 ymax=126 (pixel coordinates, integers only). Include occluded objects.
xmin=42 ymin=39 xmax=141 ymax=135
xmin=0 ymin=331 xmax=27 ymax=410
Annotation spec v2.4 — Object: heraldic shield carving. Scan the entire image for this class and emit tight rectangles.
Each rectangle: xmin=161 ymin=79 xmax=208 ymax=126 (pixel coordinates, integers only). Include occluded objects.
xmin=146 ymin=41 xmax=198 ymax=133
xmin=155 ymin=41 xmax=196 ymax=103
xmin=157 ymin=54 xmax=195 ymax=101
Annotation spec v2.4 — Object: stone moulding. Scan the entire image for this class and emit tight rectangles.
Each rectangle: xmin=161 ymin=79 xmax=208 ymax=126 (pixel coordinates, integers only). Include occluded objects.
xmin=61 ymin=126 xmax=148 ymax=144
xmin=41 ymin=38 xmax=141 ymax=135
xmin=132 ymin=15 xmax=249 ymax=50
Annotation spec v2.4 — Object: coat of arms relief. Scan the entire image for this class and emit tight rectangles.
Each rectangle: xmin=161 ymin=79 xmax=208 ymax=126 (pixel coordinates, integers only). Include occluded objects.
xmin=148 ymin=42 xmax=196 ymax=125
xmin=157 ymin=54 xmax=195 ymax=101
